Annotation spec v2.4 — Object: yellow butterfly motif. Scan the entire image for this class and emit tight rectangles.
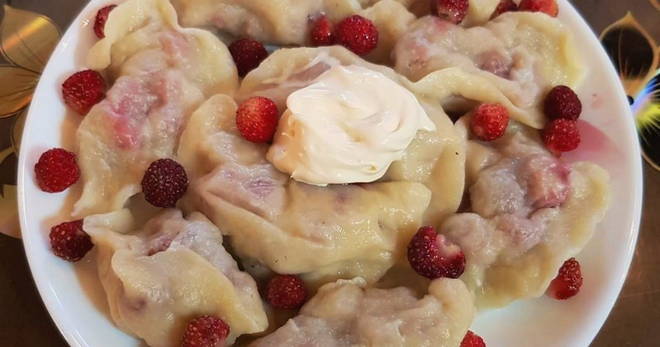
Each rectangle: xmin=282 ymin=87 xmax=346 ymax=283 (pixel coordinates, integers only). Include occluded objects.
xmin=600 ymin=12 xmax=660 ymax=170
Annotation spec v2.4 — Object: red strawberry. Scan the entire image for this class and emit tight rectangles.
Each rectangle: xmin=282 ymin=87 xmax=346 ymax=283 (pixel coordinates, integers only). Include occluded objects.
xmin=334 ymin=15 xmax=379 ymax=56
xmin=141 ymin=158 xmax=189 ymax=208
xmin=310 ymin=15 xmax=334 ymax=46
xmin=544 ymin=85 xmax=582 ymax=120
xmin=470 ymin=103 xmax=510 ymax=141
xmin=181 ymin=315 xmax=230 ymax=347
xmin=542 ymin=118 xmax=580 ymax=153
xmin=547 ymin=258 xmax=583 ymax=300
xmin=229 ymin=38 xmax=269 ymax=77
xmin=34 ymin=148 xmax=80 ymax=193
xmin=93 ymin=5 xmax=117 ymax=39
xmin=491 ymin=0 xmax=518 ymax=19
xmin=236 ymin=96 xmax=280 ymax=143
xmin=518 ymin=0 xmax=558 ymax=17
xmin=62 ymin=69 xmax=106 ymax=115
xmin=431 ymin=0 xmax=469 ymax=24
xmin=461 ymin=330 xmax=486 ymax=347
xmin=265 ymin=274 xmax=307 ymax=310
xmin=407 ymin=226 xmax=466 ymax=279
xmin=50 ymin=220 xmax=93 ymax=262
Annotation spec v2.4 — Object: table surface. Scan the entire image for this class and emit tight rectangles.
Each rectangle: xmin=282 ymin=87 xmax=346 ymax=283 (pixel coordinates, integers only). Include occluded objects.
xmin=0 ymin=0 xmax=658 ymax=346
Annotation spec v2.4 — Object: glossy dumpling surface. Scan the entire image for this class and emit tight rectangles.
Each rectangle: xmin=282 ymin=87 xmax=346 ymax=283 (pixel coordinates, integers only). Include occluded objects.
xmin=73 ymin=0 xmax=238 ymax=217
xmin=84 ymin=209 xmax=267 ymax=346
xmin=171 ymin=0 xmax=414 ymax=63
xmin=441 ymin=119 xmax=610 ymax=309
xmin=179 ymin=47 xmax=468 ymax=287
xmin=394 ymin=13 xmax=583 ymax=128
xmin=250 ymin=277 xmax=475 ymax=347
xmin=236 ymin=46 xmax=466 ymax=224
xmin=179 ymin=94 xmax=432 ymax=287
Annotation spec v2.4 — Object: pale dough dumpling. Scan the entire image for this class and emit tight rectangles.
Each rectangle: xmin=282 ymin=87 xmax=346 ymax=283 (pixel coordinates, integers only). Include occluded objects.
xmin=463 ymin=0 xmax=501 ymax=25
xmin=84 ymin=209 xmax=267 ymax=346
xmin=237 ymin=46 xmax=401 ymax=108
xmin=189 ymin=166 xmax=431 ymax=286
xmin=392 ymin=0 xmax=500 ymax=25
xmin=73 ymin=0 xmax=238 ymax=217
xmin=394 ymin=13 xmax=584 ymax=128
xmin=178 ymin=46 xmax=468 ymax=286
xmin=250 ymin=277 xmax=475 ymax=347
xmin=357 ymin=0 xmax=416 ymax=64
xmin=237 ymin=46 xmax=466 ymax=224
xmin=179 ymin=94 xmax=432 ymax=287
xmin=178 ymin=94 xmax=262 ymax=179
xmin=171 ymin=0 xmax=337 ymax=44
xmin=170 ymin=0 xmax=415 ymax=63
xmin=404 ymin=67 xmax=548 ymax=129
xmin=440 ymin=119 xmax=610 ymax=309
xmin=385 ymin=83 xmax=466 ymax=226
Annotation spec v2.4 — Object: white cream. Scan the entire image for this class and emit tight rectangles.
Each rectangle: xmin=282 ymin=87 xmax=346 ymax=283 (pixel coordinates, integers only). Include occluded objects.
xmin=267 ymin=65 xmax=436 ymax=185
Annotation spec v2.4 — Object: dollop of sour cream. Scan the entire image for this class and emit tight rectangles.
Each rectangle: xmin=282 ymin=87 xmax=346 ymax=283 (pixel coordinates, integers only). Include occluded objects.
xmin=267 ymin=65 xmax=436 ymax=185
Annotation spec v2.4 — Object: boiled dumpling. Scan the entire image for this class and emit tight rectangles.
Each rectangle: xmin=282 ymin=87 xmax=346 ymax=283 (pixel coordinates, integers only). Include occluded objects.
xmin=171 ymin=0 xmax=334 ymax=45
xmin=170 ymin=0 xmax=415 ymax=63
xmin=250 ymin=277 xmax=475 ymax=347
xmin=84 ymin=209 xmax=267 ymax=346
xmin=237 ymin=46 xmax=400 ymax=108
xmin=179 ymin=93 xmax=432 ymax=287
xmin=187 ymin=164 xmax=431 ymax=286
xmin=236 ymin=46 xmax=466 ymax=224
xmin=178 ymin=47 xmax=468 ymax=287
xmin=384 ymin=83 xmax=466 ymax=226
xmin=463 ymin=0 xmax=501 ymax=25
xmin=73 ymin=0 xmax=238 ymax=217
xmin=394 ymin=13 xmax=583 ymax=128
xmin=178 ymin=94 xmax=263 ymax=179
xmin=391 ymin=0 xmax=500 ymax=25
xmin=440 ymin=118 xmax=610 ymax=309
xmin=354 ymin=0 xmax=416 ymax=64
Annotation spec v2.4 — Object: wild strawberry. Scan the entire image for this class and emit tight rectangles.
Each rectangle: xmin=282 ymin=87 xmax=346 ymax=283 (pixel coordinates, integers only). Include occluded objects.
xmin=470 ymin=103 xmax=510 ymax=141
xmin=544 ymin=85 xmax=582 ymax=120
xmin=181 ymin=315 xmax=230 ymax=347
xmin=547 ymin=258 xmax=583 ymax=300
xmin=334 ymin=15 xmax=379 ymax=56
xmin=236 ymin=96 xmax=279 ymax=143
xmin=518 ymin=0 xmax=558 ymax=17
xmin=491 ymin=0 xmax=518 ymax=19
xmin=310 ymin=15 xmax=334 ymax=46
xmin=50 ymin=220 xmax=93 ymax=262
xmin=542 ymin=118 xmax=580 ymax=153
xmin=407 ymin=226 xmax=466 ymax=279
xmin=93 ymin=5 xmax=117 ymax=39
xmin=461 ymin=330 xmax=486 ymax=347
xmin=34 ymin=148 xmax=80 ymax=193
xmin=229 ymin=38 xmax=269 ymax=77
xmin=141 ymin=158 xmax=189 ymax=208
xmin=265 ymin=274 xmax=307 ymax=310
xmin=431 ymin=0 xmax=469 ymax=24
xmin=62 ymin=70 xmax=106 ymax=115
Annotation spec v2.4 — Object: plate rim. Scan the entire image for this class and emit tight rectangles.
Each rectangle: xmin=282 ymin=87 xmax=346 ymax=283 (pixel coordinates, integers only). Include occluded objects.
xmin=17 ymin=3 xmax=104 ymax=346
xmin=554 ymin=2 xmax=644 ymax=346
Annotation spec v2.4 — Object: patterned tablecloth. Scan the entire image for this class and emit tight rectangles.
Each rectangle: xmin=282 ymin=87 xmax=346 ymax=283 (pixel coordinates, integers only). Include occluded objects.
xmin=0 ymin=0 xmax=657 ymax=346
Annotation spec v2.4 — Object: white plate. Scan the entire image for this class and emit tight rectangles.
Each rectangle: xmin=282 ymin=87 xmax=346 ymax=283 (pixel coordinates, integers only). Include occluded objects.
xmin=17 ymin=1 xmax=643 ymax=346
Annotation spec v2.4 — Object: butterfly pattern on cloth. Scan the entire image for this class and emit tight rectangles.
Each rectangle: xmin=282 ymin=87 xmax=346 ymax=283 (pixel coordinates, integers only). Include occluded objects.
xmin=599 ymin=11 xmax=660 ymax=171
xmin=0 ymin=1 xmax=658 ymax=238
xmin=0 ymin=5 xmax=60 ymax=238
